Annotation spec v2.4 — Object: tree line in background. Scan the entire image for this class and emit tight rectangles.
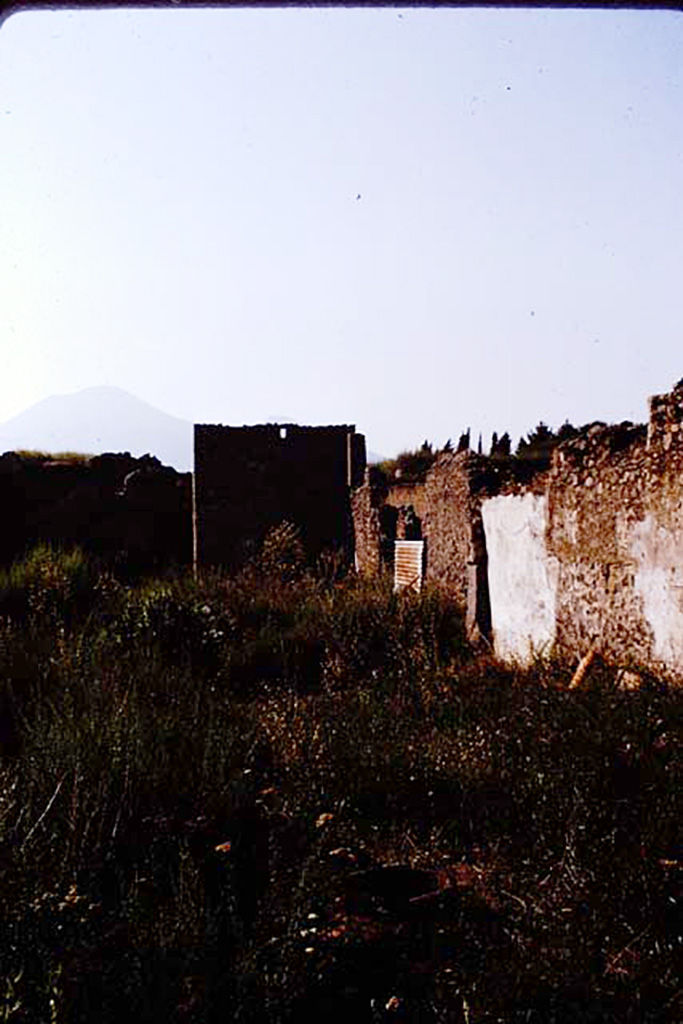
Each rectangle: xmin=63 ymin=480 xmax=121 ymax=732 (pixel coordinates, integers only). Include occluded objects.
xmin=379 ymin=420 xmax=586 ymax=482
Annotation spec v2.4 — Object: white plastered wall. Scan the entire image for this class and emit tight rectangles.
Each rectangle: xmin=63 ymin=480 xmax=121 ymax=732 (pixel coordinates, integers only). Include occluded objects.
xmin=630 ymin=511 xmax=683 ymax=671
xmin=481 ymin=493 xmax=559 ymax=665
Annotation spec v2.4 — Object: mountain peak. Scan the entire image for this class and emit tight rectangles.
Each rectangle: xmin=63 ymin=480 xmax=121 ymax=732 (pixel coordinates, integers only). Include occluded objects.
xmin=0 ymin=387 xmax=193 ymax=471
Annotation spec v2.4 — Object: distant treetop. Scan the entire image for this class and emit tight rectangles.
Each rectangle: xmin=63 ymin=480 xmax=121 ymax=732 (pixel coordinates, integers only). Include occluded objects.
xmin=377 ymin=441 xmax=436 ymax=482
xmin=515 ymin=420 xmax=581 ymax=464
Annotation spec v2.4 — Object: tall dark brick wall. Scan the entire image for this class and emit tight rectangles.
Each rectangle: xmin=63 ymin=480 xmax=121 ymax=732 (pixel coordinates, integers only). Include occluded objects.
xmin=194 ymin=424 xmax=366 ymax=570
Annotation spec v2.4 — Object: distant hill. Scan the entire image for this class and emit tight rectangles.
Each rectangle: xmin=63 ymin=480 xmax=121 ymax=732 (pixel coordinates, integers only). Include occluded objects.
xmin=0 ymin=387 xmax=193 ymax=471
xmin=0 ymin=388 xmax=385 ymax=473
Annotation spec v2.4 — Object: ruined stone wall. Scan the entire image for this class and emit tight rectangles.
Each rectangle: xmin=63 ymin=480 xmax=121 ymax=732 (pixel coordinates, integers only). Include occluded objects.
xmin=546 ymin=423 xmax=652 ymax=664
xmin=482 ymin=425 xmax=653 ymax=667
xmin=352 ymin=382 xmax=683 ymax=675
xmin=482 ymin=384 xmax=683 ymax=675
xmin=383 ymin=482 xmax=429 ymax=523
xmin=629 ymin=391 xmax=683 ymax=668
xmin=417 ymin=453 xmax=474 ymax=601
xmin=421 ymin=452 xmax=492 ymax=638
xmin=0 ymin=451 xmax=192 ymax=572
xmin=351 ymin=469 xmax=386 ymax=576
xmin=194 ymin=424 xmax=365 ymax=571
xmin=351 ymin=451 xmax=492 ymax=637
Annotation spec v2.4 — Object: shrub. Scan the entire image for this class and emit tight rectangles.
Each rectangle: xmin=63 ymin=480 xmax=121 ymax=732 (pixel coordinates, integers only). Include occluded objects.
xmin=109 ymin=579 xmax=234 ymax=677
xmin=0 ymin=544 xmax=97 ymax=627
xmin=376 ymin=441 xmax=437 ymax=482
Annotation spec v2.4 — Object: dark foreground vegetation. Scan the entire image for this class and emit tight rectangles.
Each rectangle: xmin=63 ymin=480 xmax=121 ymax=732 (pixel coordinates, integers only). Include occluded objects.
xmin=0 ymin=536 xmax=680 ymax=1023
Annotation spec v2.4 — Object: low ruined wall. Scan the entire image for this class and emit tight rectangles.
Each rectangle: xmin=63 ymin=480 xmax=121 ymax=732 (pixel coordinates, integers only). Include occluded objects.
xmin=0 ymin=451 xmax=192 ymax=571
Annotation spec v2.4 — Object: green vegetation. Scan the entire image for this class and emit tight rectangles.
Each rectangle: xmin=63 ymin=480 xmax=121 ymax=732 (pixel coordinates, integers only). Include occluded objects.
xmin=11 ymin=450 xmax=94 ymax=462
xmin=376 ymin=442 xmax=439 ymax=482
xmin=374 ymin=423 xmax=582 ymax=483
xmin=515 ymin=421 xmax=582 ymax=465
xmin=0 ymin=541 xmax=679 ymax=1023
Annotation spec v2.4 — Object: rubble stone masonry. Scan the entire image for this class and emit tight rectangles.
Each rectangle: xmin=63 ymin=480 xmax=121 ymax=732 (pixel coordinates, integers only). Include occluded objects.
xmin=483 ymin=383 xmax=683 ymax=674
xmin=354 ymin=382 xmax=683 ymax=677
xmin=352 ymin=452 xmax=492 ymax=640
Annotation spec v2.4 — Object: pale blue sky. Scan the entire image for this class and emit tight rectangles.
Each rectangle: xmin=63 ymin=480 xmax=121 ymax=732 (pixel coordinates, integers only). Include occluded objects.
xmin=1 ymin=6 xmax=682 ymax=456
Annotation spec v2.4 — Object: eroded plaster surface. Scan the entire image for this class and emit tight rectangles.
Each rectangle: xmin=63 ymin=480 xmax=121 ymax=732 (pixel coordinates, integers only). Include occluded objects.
xmin=353 ymin=384 xmax=683 ymax=678
xmin=630 ymin=512 xmax=683 ymax=669
xmin=482 ymin=493 xmax=558 ymax=664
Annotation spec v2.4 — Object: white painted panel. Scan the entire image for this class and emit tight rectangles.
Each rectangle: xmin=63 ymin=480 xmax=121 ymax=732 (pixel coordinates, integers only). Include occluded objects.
xmin=482 ymin=493 xmax=558 ymax=664
xmin=394 ymin=540 xmax=424 ymax=592
xmin=630 ymin=513 xmax=683 ymax=670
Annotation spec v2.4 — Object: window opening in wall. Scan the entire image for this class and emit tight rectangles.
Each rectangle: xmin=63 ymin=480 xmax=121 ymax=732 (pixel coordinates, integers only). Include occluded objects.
xmin=280 ymin=427 xmax=288 ymax=440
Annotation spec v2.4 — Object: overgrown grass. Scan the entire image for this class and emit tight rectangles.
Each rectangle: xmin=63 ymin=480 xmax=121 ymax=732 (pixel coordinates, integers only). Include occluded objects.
xmin=0 ymin=543 xmax=679 ymax=1023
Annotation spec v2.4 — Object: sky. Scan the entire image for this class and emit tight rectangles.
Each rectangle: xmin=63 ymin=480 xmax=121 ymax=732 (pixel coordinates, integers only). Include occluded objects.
xmin=0 ymin=5 xmax=682 ymax=458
